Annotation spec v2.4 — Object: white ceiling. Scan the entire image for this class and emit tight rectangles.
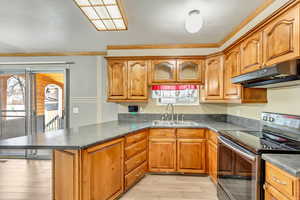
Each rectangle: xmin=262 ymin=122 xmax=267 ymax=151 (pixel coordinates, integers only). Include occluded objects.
xmin=0 ymin=0 xmax=265 ymax=52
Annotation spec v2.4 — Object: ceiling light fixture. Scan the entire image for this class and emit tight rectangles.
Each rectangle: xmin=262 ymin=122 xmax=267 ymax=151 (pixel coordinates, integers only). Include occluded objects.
xmin=185 ymin=9 xmax=203 ymax=34
xmin=73 ymin=0 xmax=128 ymax=31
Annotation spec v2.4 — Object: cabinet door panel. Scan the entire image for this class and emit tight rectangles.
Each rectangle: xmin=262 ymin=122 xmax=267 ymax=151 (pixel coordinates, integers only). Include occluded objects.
xmin=240 ymin=32 xmax=263 ymax=74
xmin=177 ymin=139 xmax=206 ymax=173
xmin=204 ymin=55 xmax=224 ymax=100
xmin=128 ymin=60 xmax=148 ymax=100
xmin=151 ymin=60 xmax=177 ymax=83
xmin=177 ymin=59 xmax=203 ymax=83
xmin=83 ymin=139 xmax=124 ymax=200
xmin=108 ymin=60 xmax=128 ymax=100
xmin=224 ymin=48 xmax=241 ymax=100
xmin=208 ymin=141 xmax=217 ymax=184
xmin=264 ymin=183 xmax=290 ymax=200
xmin=263 ymin=4 xmax=300 ymax=66
xmin=148 ymin=139 xmax=176 ymax=172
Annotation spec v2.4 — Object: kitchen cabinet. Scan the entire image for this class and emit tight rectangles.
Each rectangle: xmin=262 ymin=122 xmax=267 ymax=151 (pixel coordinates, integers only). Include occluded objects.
xmin=224 ymin=47 xmax=242 ymax=100
xmin=207 ymin=130 xmax=218 ymax=184
xmin=82 ymin=138 xmax=124 ymax=200
xmin=148 ymin=138 xmax=177 ymax=172
xmin=177 ymin=129 xmax=207 ymax=173
xmin=53 ymin=150 xmax=81 ymax=200
xmin=149 ymin=128 xmax=208 ymax=174
xmin=150 ymin=59 xmax=204 ymax=84
xmin=148 ymin=128 xmax=176 ymax=172
xmin=124 ymin=130 xmax=148 ymax=190
xmin=107 ymin=60 xmax=128 ymax=100
xmin=265 ymin=183 xmax=290 ymax=200
xmin=264 ymin=162 xmax=300 ymax=200
xmin=222 ymin=47 xmax=268 ymax=103
xmin=240 ymin=32 xmax=263 ymax=74
xmin=204 ymin=55 xmax=224 ymax=100
xmin=176 ymin=59 xmax=203 ymax=83
xmin=107 ymin=59 xmax=148 ymax=102
xmin=150 ymin=60 xmax=177 ymax=83
xmin=128 ymin=60 xmax=148 ymax=100
xmin=263 ymin=3 xmax=300 ymax=66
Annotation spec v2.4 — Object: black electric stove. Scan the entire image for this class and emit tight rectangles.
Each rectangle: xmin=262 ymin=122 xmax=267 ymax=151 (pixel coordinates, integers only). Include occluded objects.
xmin=217 ymin=112 xmax=300 ymax=200
xmin=219 ymin=112 xmax=300 ymax=154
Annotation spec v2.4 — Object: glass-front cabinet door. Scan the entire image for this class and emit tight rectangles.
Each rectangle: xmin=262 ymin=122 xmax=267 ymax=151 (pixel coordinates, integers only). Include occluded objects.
xmin=177 ymin=59 xmax=203 ymax=83
xmin=150 ymin=60 xmax=177 ymax=83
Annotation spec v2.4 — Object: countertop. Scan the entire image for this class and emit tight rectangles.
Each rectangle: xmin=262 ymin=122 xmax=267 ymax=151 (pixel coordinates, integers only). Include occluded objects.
xmin=0 ymin=120 xmax=257 ymax=150
xmin=262 ymin=154 xmax=300 ymax=177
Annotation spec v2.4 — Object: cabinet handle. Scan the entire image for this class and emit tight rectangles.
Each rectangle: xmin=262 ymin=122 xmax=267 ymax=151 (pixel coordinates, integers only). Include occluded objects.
xmin=272 ymin=177 xmax=287 ymax=185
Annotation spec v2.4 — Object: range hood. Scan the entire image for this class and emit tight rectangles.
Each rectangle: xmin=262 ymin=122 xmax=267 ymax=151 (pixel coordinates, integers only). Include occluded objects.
xmin=232 ymin=60 xmax=300 ymax=88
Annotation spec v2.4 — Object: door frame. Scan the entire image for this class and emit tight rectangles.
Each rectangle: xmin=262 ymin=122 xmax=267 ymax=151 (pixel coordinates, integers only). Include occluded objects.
xmin=0 ymin=62 xmax=72 ymax=158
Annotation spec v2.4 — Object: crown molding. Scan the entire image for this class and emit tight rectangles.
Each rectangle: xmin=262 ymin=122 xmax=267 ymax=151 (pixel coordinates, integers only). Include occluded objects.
xmin=0 ymin=51 xmax=107 ymax=57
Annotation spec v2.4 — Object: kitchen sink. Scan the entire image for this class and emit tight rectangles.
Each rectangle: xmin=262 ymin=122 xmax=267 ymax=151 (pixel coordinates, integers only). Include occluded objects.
xmin=152 ymin=120 xmax=199 ymax=127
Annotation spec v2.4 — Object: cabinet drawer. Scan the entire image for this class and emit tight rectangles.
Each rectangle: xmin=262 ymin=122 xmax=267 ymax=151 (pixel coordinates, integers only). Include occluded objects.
xmin=125 ymin=139 xmax=147 ymax=160
xmin=125 ymin=150 xmax=147 ymax=174
xmin=207 ymin=130 xmax=218 ymax=144
xmin=125 ymin=130 xmax=147 ymax=147
xmin=149 ymin=129 xmax=176 ymax=138
xmin=125 ymin=161 xmax=147 ymax=190
xmin=265 ymin=162 xmax=296 ymax=199
xmin=264 ymin=183 xmax=290 ymax=200
xmin=177 ymin=129 xmax=206 ymax=139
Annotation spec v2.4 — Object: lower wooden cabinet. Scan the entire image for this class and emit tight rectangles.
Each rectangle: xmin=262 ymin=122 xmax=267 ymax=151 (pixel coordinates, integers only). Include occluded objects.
xmin=177 ymin=139 xmax=206 ymax=173
xmin=265 ymin=183 xmax=290 ymax=200
xmin=125 ymin=162 xmax=147 ymax=190
xmin=53 ymin=128 xmax=221 ymax=200
xmin=53 ymin=138 xmax=125 ymax=200
xmin=82 ymin=138 xmax=124 ymax=200
xmin=148 ymin=138 xmax=177 ymax=172
xmin=53 ymin=150 xmax=81 ymax=200
xmin=208 ymin=140 xmax=218 ymax=184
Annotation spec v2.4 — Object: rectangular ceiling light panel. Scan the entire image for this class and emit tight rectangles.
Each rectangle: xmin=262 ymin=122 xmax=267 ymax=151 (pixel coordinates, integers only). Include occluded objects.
xmin=74 ymin=0 xmax=127 ymax=31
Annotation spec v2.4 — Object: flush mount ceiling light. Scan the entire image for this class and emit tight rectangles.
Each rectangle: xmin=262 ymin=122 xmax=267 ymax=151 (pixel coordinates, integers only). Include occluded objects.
xmin=73 ymin=0 xmax=128 ymax=31
xmin=185 ymin=9 xmax=203 ymax=34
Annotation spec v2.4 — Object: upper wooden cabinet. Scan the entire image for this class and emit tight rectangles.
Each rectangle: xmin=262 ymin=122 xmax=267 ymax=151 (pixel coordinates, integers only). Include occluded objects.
xmin=176 ymin=59 xmax=203 ymax=83
xmin=150 ymin=60 xmax=177 ymax=83
xmin=224 ymin=47 xmax=242 ymax=100
xmin=127 ymin=60 xmax=148 ymax=100
xmin=240 ymin=32 xmax=263 ymax=74
xmin=202 ymin=50 xmax=267 ymax=104
xmin=204 ymin=55 xmax=224 ymax=100
xmin=107 ymin=59 xmax=148 ymax=102
xmin=150 ymin=59 xmax=204 ymax=84
xmin=108 ymin=60 xmax=128 ymax=100
xmin=263 ymin=4 xmax=300 ymax=66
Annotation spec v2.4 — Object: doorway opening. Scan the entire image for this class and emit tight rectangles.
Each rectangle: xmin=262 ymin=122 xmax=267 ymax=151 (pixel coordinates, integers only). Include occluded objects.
xmin=34 ymin=73 xmax=65 ymax=132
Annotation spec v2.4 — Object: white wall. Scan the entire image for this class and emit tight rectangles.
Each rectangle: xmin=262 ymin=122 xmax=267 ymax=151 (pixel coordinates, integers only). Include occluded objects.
xmin=227 ymin=85 xmax=300 ymax=120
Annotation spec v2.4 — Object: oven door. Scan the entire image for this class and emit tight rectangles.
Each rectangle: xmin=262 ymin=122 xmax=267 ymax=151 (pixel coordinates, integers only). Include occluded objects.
xmin=217 ymin=136 xmax=260 ymax=200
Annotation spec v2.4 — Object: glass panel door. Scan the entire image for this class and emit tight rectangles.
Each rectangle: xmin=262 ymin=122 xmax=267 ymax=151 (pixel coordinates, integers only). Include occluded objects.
xmin=0 ymin=66 xmax=69 ymax=159
xmin=0 ymin=69 xmax=27 ymax=157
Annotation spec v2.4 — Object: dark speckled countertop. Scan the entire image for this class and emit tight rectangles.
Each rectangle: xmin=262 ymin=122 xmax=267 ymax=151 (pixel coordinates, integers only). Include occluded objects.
xmin=0 ymin=120 xmax=257 ymax=150
xmin=262 ymin=154 xmax=300 ymax=177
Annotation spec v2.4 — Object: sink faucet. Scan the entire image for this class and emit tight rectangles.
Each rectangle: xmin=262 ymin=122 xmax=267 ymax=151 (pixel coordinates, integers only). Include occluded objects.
xmin=165 ymin=103 xmax=175 ymax=121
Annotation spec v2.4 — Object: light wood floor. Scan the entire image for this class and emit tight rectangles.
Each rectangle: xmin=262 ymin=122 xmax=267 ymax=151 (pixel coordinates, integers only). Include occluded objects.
xmin=0 ymin=160 xmax=218 ymax=200
xmin=120 ymin=174 xmax=218 ymax=200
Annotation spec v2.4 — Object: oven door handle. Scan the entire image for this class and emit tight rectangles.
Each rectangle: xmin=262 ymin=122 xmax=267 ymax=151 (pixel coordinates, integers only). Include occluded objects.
xmin=218 ymin=136 xmax=257 ymax=162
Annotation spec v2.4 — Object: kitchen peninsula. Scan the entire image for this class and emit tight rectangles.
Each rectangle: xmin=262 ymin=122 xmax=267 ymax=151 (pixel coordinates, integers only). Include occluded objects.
xmin=0 ymin=118 xmax=258 ymax=200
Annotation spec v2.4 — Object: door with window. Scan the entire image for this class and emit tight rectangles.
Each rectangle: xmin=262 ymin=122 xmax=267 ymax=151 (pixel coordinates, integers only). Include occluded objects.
xmin=0 ymin=65 xmax=69 ymax=158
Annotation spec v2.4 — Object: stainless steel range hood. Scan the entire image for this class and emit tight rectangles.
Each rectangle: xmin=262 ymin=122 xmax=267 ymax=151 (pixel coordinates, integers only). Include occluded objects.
xmin=231 ymin=60 xmax=300 ymax=88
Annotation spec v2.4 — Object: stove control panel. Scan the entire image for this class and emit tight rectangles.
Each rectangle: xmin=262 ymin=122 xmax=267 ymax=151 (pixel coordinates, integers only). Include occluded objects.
xmin=261 ymin=112 xmax=300 ymax=130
